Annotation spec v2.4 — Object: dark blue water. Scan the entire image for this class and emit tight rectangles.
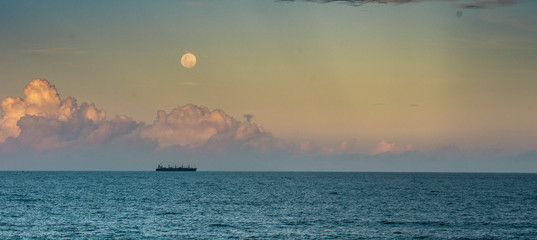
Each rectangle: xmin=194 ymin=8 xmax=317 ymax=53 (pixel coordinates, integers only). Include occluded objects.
xmin=1 ymin=172 xmax=536 ymax=239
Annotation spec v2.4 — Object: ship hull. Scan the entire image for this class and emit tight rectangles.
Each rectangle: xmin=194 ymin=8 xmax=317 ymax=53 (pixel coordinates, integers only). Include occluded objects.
xmin=156 ymin=168 xmax=196 ymax=171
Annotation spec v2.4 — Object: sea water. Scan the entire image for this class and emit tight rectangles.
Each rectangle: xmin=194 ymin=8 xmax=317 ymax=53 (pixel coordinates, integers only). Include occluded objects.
xmin=1 ymin=172 xmax=536 ymax=239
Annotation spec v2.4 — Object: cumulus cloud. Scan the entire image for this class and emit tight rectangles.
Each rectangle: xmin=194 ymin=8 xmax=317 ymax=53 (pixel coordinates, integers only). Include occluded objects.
xmin=371 ymin=139 xmax=413 ymax=155
xmin=3 ymin=79 xmax=537 ymax=173
xmin=1 ymin=79 xmax=63 ymax=142
xmin=0 ymin=79 xmax=138 ymax=151
xmin=0 ymin=79 xmax=416 ymax=158
xmin=140 ymin=105 xmax=268 ymax=149
xmin=3 ymin=80 xmax=536 ymax=172
xmin=0 ymin=79 xmax=278 ymax=153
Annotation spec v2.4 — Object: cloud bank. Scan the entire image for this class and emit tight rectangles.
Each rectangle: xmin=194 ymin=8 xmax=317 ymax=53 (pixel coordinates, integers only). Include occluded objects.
xmin=278 ymin=0 xmax=518 ymax=8
xmin=0 ymin=79 xmax=271 ymax=152
xmin=456 ymin=0 xmax=517 ymax=9
xmin=0 ymin=79 xmax=361 ymax=155
xmin=1 ymin=79 xmax=535 ymax=172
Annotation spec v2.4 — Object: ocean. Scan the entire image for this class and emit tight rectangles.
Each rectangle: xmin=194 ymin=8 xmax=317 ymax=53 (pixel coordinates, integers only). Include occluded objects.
xmin=1 ymin=172 xmax=536 ymax=239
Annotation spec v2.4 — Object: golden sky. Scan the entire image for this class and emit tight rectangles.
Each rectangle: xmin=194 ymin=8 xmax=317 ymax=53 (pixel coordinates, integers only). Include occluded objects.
xmin=0 ymin=0 xmax=536 ymax=170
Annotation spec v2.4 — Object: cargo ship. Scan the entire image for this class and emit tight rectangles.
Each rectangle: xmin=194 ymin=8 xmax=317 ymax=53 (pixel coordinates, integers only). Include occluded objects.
xmin=156 ymin=164 xmax=197 ymax=171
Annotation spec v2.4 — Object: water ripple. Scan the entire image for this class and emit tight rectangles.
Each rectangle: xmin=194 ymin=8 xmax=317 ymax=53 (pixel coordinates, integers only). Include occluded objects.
xmin=1 ymin=172 xmax=536 ymax=239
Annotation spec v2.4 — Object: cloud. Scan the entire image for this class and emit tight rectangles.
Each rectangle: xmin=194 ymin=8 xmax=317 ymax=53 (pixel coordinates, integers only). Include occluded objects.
xmin=0 ymin=79 xmax=63 ymax=142
xmin=278 ymin=0 xmax=518 ymax=8
xmin=243 ymin=114 xmax=254 ymax=123
xmin=0 ymin=79 xmax=273 ymax=152
xmin=0 ymin=79 xmax=139 ymax=151
xmin=371 ymin=139 xmax=413 ymax=155
xmin=294 ymin=138 xmax=386 ymax=156
xmin=2 ymin=79 xmax=536 ymax=173
xmin=0 ymin=79 xmax=278 ymax=153
xmin=140 ymin=104 xmax=268 ymax=149
xmin=456 ymin=0 xmax=517 ymax=9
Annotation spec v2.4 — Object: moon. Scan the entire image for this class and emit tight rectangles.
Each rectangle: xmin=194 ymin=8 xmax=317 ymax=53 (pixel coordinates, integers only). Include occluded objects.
xmin=181 ymin=52 xmax=197 ymax=68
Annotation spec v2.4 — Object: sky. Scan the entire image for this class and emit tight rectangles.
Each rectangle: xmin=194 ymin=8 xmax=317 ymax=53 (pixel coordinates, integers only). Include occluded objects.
xmin=1 ymin=0 xmax=537 ymax=171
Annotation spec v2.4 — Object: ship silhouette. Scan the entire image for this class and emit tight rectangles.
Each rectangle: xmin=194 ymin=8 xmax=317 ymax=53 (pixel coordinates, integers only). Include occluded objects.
xmin=156 ymin=164 xmax=197 ymax=171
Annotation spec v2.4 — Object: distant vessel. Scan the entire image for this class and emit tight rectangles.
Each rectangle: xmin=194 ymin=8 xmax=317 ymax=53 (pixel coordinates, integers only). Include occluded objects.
xmin=156 ymin=164 xmax=197 ymax=171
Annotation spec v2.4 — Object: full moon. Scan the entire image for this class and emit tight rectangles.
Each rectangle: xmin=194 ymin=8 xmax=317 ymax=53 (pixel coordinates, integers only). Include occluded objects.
xmin=181 ymin=52 xmax=197 ymax=68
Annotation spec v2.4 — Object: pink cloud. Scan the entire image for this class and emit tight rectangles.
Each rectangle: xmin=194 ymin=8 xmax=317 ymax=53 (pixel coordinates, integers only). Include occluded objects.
xmin=140 ymin=104 xmax=267 ymax=149
xmin=0 ymin=79 xmax=137 ymax=151
xmin=0 ymin=79 xmax=276 ymax=152
xmin=0 ymin=79 xmax=415 ymax=156
xmin=372 ymin=139 xmax=413 ymax=155
xmin=0 ymin=79 xmax=62 ymax=142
